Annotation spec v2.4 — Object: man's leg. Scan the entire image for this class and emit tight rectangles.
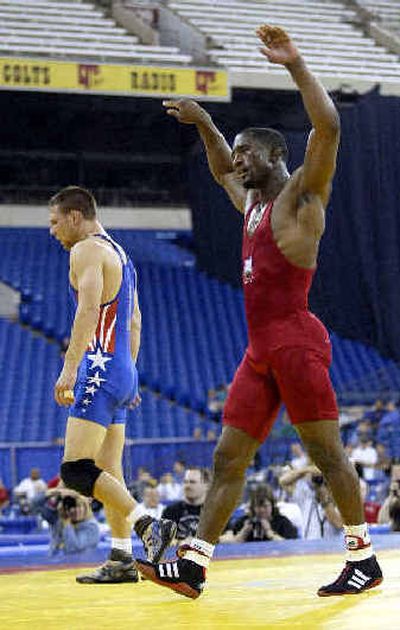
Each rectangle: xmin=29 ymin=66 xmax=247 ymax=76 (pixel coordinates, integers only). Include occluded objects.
xmin=62 ymin=417 xmax=176 ymax=565
xmin=296 ymin=419 xmax=382 ymax=596
xmin=62 ymin=417 xmax=136 ymax=518
xmin=75 ymin=424 xmax=138 ymax=583
xmin=197 ymin=426 xmax=260 ymax=542
xmin=136 ymin=426 xmax=261 ymax=598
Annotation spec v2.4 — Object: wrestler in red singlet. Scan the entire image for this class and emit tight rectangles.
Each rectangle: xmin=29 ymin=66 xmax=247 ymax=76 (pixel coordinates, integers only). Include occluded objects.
xmin=223 ymin=198 xmax=338 ymax=442
xmin=138 ymin=24 xmax=383 ymax=599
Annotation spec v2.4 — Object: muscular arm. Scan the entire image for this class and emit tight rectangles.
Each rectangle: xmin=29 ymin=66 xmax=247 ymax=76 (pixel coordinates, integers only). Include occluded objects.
xmin=64 ymin=241 xmax=103 ymax=372
xmin=130 ymin=289 xmax=141 ymax=363
xmin=287 ymin=58 xmax=340 ymax=203
xmin=163 ymin=99 xmax=246 ymax=213
xmin=257 ymin=25 xmax=340 ymax=205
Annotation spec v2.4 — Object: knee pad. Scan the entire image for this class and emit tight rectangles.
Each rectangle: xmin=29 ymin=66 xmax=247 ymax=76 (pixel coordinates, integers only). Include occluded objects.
xmin=60 ymin=459 xmax=102 ymax=497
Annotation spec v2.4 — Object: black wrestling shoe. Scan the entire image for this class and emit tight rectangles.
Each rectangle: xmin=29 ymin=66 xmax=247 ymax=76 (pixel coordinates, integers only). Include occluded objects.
xmin=136 ymin=558 xmax=206 ymax=599
xmin=76 ymin=550 xmax=138 ymax=584
xmin=317 ymin=555 xmax=383 ymax=596
xmin=135 ymin=516 xmax=177 ymax=563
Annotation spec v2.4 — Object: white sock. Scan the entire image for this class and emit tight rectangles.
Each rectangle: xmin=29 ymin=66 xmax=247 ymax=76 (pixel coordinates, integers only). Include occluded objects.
xmin=112 ymin=537 xmax=132 ymax=556
xmin=127 ymin=504 xmax=147 ymax=527
xmin=343 ymin=523 xmax=373 ymax=561
xmin=184 ymin=537 xmax=215 ymax=569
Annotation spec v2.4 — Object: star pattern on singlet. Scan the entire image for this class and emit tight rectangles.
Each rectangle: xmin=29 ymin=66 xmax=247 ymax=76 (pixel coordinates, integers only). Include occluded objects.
xmin=79 ymin=351 xmax=112 ymax=410
xmin=87 ymin=347 xmax=112 ymax=371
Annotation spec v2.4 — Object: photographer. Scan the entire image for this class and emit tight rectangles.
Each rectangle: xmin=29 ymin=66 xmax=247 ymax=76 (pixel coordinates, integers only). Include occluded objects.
xmin=377 ymin=480 xmax=400 ymax=531
xmin=222 ymin=484 xmax=298 ymax=543
xmin=280 ymin=464 xmax=342 ymax=539
xmin=33 ymin=488 xmax=100 ymax=554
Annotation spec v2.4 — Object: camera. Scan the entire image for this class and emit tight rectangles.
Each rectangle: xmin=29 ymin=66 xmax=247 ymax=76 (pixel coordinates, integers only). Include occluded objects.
xmin=61 ymin=495 xmax=77 ymax=511
xmin=311 ymin=474 xmax=324 ymax=486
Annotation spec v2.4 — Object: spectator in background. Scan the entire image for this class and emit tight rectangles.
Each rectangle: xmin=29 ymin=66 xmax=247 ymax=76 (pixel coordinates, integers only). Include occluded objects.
xmin=162 ymin=468 xmax=210 ymax=542
xmin=347 ymin=420 xmax=374 ymax=448
xmin=34 ymin=488 xmax=100 ymax=555
xmin=222 ymin=483 xmax=298 ymax=542
xmin=280 ymin=465 xmax=343 ymax=540
xmin=377 ymin=479 xmax=400 ymax=531
xmin=206 ymin=384 xmax=230 ymax=422
xmin=14 ymin=467 xmax=47 ymax=513
xmin=173 ymin=460 xmax=186 ymax=485
xmin=349 ymin=434 xmax=378 ymax=482
xmin=290 ymin=443 xmax=308 ymax=470
xmin=353 ymin=463 xmax=368 ymax=504
xmin=377 ymin=400 xmax=400 ymax=446
xmin=375 ymin=443 xmax=392 ymax=479
xmin=128 ymin=466 xmax=156 ymax=502
xmin=0 ymin=478 xmax=9 ymax=514
xmin=139 ymin=485 xmax=164 ymax=520
xmin=242 ymin=452 xmax=271 ymax=502
xmin=157 ymin=472 xmax=183 ymax=502
xmin=363 ymin=398 xmax=387 ymax=429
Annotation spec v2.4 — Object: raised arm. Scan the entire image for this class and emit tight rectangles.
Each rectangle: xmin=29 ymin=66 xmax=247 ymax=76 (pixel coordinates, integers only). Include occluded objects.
xmin=279 ymin=464 xmax=318 ymax=488
xmin=163 ymin=99 xmax=246 ymax=213
xmin=54 ymin=240 xmax=103 ymax=406
xmin=257 ymin=25 xmax=340 ymax=205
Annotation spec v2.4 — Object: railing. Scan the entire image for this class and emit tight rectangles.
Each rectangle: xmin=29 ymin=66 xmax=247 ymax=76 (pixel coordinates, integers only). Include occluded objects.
xmin=0 ymin=437 xmax=218 ymax=489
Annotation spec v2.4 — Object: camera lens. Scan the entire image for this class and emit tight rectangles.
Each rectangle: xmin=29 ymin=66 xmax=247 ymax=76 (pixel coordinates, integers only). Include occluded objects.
xmin=62 ymin=496 xmax=77 ymax=510
xmin=312 ymin=475 xmax=324 ymax=486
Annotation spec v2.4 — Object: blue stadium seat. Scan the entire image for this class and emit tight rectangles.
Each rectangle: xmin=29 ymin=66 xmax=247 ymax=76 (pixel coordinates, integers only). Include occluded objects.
xmin=1 ymin=227 xmax=400 ymax=449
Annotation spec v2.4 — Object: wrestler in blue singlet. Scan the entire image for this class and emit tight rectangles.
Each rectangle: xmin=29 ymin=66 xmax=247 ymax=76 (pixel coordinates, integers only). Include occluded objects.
xmin=69 ymin=234 xmax=138 ymax=427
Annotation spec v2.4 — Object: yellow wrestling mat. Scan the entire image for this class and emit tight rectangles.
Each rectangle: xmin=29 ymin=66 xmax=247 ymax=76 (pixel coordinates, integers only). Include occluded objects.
xmin=0 ymin=551 xmax=398 ymax=630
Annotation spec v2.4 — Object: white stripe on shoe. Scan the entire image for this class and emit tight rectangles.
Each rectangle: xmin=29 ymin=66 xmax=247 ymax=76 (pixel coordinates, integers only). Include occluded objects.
xmin=347 ymin=579 xmax=363 ymax=589
xmin=350 ymin=575 xmax=367 ymax=586
xmin=354 ymin=569 xmax=370 ymax=581
xmin=172 ymin=563 xmax=179 ymax=578
xmin=158 ymin=562 xmax=181 ymax=580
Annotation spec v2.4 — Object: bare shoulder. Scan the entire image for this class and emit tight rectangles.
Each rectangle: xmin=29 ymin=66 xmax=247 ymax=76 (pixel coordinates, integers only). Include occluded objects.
xmin=277 ymin=167 xmax=329 ymax=210
xmin=70 ymin=238 xmax=104 ymax=268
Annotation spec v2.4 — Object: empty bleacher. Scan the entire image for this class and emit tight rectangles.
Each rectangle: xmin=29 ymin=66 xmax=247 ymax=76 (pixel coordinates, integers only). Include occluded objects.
xmin=167 ymin=0 xmax=400 ymax=85
xmin=1 ymin=227 xmax=400 ymax=450
xmin=360 ymin=0 xmax=400 ymax=37
xmin=0 ymin=0 xmax=192 ymax=64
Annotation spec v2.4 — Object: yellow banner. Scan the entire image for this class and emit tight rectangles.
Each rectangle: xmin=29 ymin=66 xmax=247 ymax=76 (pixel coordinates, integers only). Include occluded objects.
xmin=0 ymin=57 xmax=230 ymax=100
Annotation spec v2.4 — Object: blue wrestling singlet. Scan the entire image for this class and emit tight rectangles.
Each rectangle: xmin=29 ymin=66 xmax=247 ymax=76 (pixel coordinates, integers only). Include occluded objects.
xmin=69 ymin=233 xmax=138 ymax=427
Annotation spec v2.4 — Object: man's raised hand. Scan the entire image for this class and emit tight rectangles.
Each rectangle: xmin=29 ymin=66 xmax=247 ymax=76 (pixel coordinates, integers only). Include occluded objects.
xmin=256 ymin=25 xmax=300 ymax=66
xmin=162 ymin=99 xmax=210 ymax=125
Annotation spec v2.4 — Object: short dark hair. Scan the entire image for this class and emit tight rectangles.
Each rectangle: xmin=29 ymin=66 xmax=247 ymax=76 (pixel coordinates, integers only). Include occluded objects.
xmin=50 ymin=186 xmax=97 ymax=219
xmin=241 ymin=127 xmax=288 ymax=162
xmin=186 ymin=467 xmax=211 ymax=484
